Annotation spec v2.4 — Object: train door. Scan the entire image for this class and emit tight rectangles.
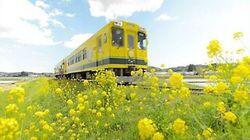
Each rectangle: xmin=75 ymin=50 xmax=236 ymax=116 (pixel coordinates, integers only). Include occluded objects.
xmin=127 ymin=31 xmax=137 ymax=63
xmin=126 ymin=31 xmax=137 ymax=75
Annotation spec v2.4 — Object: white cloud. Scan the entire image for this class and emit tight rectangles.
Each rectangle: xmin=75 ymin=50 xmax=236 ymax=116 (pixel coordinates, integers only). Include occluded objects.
xmin=49 ymin=9 xmax=63 ymax=17
xmin=50 ymin=8 xmax=76 ymax=18
xmin=35 ymin=0 xmax=50 ymax=9
xmin=0 ymin=0 xmax=65 ymax=46
xmin=155 ymin=13 xmax=177 ymax=21
xmin=65 ymin=13 xmax=75 ymax=17
xmin=61 ymin=0 xmax=72 ymax=2
xmin=51 ymin=19 xmax=65 ymax=28
xmin=64 ymin=33 xmax=93 ymax=49
xmin=88 ymin=0 xmax=164 ymax=20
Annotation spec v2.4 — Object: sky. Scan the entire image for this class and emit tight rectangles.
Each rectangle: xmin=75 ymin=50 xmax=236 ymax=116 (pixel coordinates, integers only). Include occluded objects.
xmin=0 ymin=0 xmax=249 ymax=72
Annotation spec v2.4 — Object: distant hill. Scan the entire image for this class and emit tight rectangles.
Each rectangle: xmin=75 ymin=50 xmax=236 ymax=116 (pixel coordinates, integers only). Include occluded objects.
xmin=148 ymin=64 xmax=208 ymax=73
xmin=0 ymin=64 xmax=208 ymax=77
xmin=0 ymin=71 xmax=53 ymax=77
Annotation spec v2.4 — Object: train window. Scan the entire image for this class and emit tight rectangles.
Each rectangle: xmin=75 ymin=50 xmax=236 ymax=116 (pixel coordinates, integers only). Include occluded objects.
xmin=83 ymin=49 xmax=87 ymax=60
xmin=103 ymin=33 xmax=107 ymax=43
xmin=77 ymin=53 xmax=81 ymax=62
xmin=98 ymin=37 xmax=102 ymax=48
xmin=138 ymin=32 xmax=147 ymax=50
xmin=75 ymin=56 xmax=78 ymax=63
xmin=79 ymin=53 xmax=82 ymax=61
xmin=112 ymin=27 xmax=124 ymax=47
xmin=128 ymin=35 xmax=134 ymax=49
xmin=68 ymin=56 xmax=74 ymax=65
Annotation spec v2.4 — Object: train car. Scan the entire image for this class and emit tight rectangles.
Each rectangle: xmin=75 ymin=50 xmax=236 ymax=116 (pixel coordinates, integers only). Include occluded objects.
xmin=55 ymin=20 xmax=148 ymax=79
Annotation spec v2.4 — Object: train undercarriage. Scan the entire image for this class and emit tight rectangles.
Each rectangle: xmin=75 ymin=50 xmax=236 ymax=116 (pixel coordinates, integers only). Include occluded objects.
xmin=55 ymin=67 xmax=142 ymax=84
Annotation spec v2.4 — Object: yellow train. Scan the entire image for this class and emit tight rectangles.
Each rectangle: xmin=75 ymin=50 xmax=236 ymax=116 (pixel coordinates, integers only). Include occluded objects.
xmin=55 ymin=20 xmax=148 ymax=79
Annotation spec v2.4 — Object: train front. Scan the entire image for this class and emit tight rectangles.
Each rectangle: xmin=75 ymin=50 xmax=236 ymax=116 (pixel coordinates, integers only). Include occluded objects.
xmin=110 ymin=21 xmax=148 ymax=77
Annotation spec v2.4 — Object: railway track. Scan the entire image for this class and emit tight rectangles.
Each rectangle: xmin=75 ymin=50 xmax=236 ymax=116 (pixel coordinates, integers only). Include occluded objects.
xmin=140 ymin=85 xmax=204 ymax=94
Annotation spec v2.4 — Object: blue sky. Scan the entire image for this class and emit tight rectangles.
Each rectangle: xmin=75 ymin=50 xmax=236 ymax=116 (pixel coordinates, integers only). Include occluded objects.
xmin=0 ymin=0 xmax=249 ymax=72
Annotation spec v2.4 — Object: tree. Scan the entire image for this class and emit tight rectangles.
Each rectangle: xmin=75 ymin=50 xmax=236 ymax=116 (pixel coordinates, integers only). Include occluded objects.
xmin=20 ymin=71 xmax=29 ymax=77
xmin=187 ymin=64 xmax=196 ymax=72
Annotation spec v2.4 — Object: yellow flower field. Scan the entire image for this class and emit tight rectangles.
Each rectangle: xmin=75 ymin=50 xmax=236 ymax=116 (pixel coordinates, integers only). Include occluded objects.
xmin=0 ymin=36 xmax=249 ymax=140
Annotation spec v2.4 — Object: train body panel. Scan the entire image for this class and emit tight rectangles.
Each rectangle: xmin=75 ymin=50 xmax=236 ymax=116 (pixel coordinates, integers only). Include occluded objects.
xmin=55 ymin=21 xmax=148 ymax=78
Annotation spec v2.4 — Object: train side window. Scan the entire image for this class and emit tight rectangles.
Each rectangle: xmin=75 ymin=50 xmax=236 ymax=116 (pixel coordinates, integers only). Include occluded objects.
xmin=112 ymin=27 xmax=124 ymax=47
xmin=128 ymin=35 xmax=134 ymax=49
xmin=79 ymin=53 xmax=82 ymax=61
xmin=83 ymin=49 xmax=87 ymax=60
xmin=98 ymin=37 xmax=102 ymax=48
xmin=75 ymin=56 xmax=77 ymax=63
xmin=103 ymin=33 xmax=107 ymax=43
xmin=77 ymin=53 xmax=81 ymax=62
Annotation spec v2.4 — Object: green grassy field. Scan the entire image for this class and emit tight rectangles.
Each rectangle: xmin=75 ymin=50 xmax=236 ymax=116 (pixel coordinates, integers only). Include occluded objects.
xmin=0 ymin=70 xmax=249 ymax=139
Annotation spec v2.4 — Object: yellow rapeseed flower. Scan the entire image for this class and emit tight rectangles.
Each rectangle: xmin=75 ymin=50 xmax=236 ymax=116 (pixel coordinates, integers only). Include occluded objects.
xmin=138 ymin=118 xmax=157 ymax=140
xmin=77 ymin=96 xmax=84 ymax=104
xmin=202 ymin=127 xmax=214 ymax=139
xmin=223 ymin=111 xmax=237 ymax=123
xmin=207 ymin=40 xmax=222 ymax=58
xmin=217 ymin=101 xmax=226 ymax=113
xmin=214 ymin=82 xmax=228 ymax=95
xmin=77 ymin=103 xmax=85 ymax=111
xmin=55 ymin=88 xmax=63 ymax=95
xmin=69 ymin=109 xmax=77 ymax=116
xmin=92 ymin=90 xmax=98 ymax=96
xmin=96 ymin=112 xmax=102 ymax=117
xmin=169 ymin=73 xmax=183 ymax=88
xmin=5 ymin=104 xmax=19 ymax=114
xmin=152 ymin=132 xmax=164 ymax=140
xmin=130 ymin=93 xmax=137 ymax=99
xmin=56 ymin=113 xmax=63 ymax=119
xmin=172 ymin=118 xmax=188 ymax=135
xmin=233 ymin=89 xmax=249 ymax=104
xmin=180 ymin=87 xmax=190 ymax=99
xmin=8 ymin=87 xmax=25 ymax=103
xmin=30 ymin=136 xmax=38 ymax=140
xmin=34 ymin=109 xmax=49 ymax=120
xmin=233 ymin=32 xmax=243 ymax=40
xmin=106 ymin=107 xmax=112 ymax=112
xmin=41 ymin=121 xmax=54 ymax=132
xmin=83 ymin=80 xmax=89 ymax=86
xmin=233 ymin=64 xmax=250 ymax=79
xmin=67 ymin=99 xmax=74 ymax=106
xmin=0 ymin=117 xmax=19 ymax=139
xmin=230 ymin=76 xmax=242 ymax=84
xmin=100 ymin=107 xmax=105 ymax=112
xmin=203 ymin=101 xmax=211 ymax=108
xmin=204 ymin=85 xmax=214 ymax=94
xmin=96 ymin=100 xmax=102 ymax=106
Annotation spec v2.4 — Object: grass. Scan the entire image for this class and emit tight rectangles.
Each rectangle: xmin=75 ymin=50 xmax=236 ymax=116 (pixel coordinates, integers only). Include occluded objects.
xmin=0 ymin=73 xmax=249 ymax=139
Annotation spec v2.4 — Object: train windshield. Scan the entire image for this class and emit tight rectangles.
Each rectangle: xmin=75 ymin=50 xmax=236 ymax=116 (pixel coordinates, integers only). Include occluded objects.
xmin=112 ymin=27 xmax=124 ymax=47
xmin=138 ymin=32 xmax=147 ymax=50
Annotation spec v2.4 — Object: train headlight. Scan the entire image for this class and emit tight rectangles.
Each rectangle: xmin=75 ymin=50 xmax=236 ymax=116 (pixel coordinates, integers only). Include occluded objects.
xmin=139 ymin=27 xmax=146 ymax=32
xmin=114 ymin=21 xmax=123 ymax=27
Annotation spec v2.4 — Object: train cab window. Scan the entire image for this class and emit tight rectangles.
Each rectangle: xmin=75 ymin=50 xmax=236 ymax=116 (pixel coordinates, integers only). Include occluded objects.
xmin=128 ymin=35 xmax=134 ymax=49
xmin=138 ymin=32 xmax=147 ymax=50
xmin=112 ymin=27 xmax=124 ymax=47
xmin=103 ymin=33 xmax=107 ymax=43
